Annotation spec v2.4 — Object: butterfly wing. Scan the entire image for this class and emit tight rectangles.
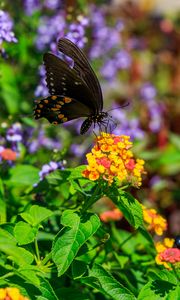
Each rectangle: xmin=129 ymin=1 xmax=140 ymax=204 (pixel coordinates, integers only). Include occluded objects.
xmin=43 ymin=53 xmax=97 ymax=113
xmin=34 ymin=95 xmax=92 ymax=124
xmin=58 ymin=38 xmax=103 ymax=112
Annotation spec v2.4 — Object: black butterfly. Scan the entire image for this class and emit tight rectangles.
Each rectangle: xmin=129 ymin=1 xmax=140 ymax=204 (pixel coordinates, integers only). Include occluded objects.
xmin=34 ymin=38 xmax=110 ymax=134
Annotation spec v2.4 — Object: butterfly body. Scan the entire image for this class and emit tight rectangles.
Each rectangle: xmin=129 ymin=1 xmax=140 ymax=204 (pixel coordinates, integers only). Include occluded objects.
xmin=34 ymin=38 xmax=108 ymax=134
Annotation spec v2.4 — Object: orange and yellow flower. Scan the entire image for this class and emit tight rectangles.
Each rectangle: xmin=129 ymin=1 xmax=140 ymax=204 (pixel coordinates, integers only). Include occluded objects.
xmin=82 ymin=133 xmax=145 ymax=187
xmin=0 ymin=287 xmax=29 ymax=300
xmin=155 ymin=238 xmax=180 ymax=269
xmin=142 ymin=205 xmax=167 ymax=236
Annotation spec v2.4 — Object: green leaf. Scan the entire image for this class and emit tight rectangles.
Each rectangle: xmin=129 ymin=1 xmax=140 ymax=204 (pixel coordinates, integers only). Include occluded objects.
xmin=0 ymin=227 xmax=16 ymax=243
xmin=8 ymin=165 xmax=39 ymax=187
xmin=0 ymin=63 xmax=21 ymax=114
xmin=67 ymin=166 xmax=86 ymax=180
xmin=0 ymin=237 xmax=34 ymax=265
xmin=52 ymin=210 xmax=100 ymax=276
xmin=148 ymin=269 xmax=178 ymax=285
xmin=37 ymin=277 xmax=58 ymax=300
xmin=0 ymin=179 xmax=6 ymax=224
xmin=138 ymin=279 xmax=179 ymax=300
xmin=0 ymin=198 xmax=6 ymax=224
xmin=16 ymin=266 xmax=41 ymax=286
xmin=108 ymin=188 xmax=143 ymax=228
xmin=20 ymin=205 xmax=53 ymax=226
xmin=85 ymin=264 xmax=136 ymax=300
xmin=14 ymin=221 xmax=38 ymax=245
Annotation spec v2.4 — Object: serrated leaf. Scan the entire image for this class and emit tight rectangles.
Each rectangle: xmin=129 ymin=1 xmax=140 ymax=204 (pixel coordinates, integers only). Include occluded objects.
xmin=86 ymin=264 xmax=136 ymax=300
xmin=37 ymin=277 xmax=58 ymax=300
xmin=108 ymin=188 xmax=143 ymax=228
xmin=14 ymin=221 xmax=38 ymax=245
xmin=148 ymin=270 xmax=178 ymax=285
xmin=138 ymin=279 xmax=179 ymax=300
xmin=20 ymin=205 xmax=53 ymax=226
xmin=0 ymin=238 xmax=34 ymax=265
xmin=52 ymin=211 xmax=100 ymax=276
xmin=16 ymin=266 xmax=41 ymax=286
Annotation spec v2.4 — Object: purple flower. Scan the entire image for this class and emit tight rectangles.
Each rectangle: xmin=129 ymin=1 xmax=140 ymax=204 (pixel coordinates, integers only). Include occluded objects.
xmin=36 ymin=13 xmax=66 ymax=51
xmin=70 ymin=144 xmax=86 ymax=157
xmin=115 ymin=50 xmax=131 ymax=69
xmin=140 ymin=83 xmax=163 ymax=132
xmin=140 ymin=83 xmax=157 ymax=101
xmin=0 ymin=10 xmax=17 ymax=45
xmin=100 ymin=50 xmax=131 ymax=80
xmin=44 ymin=0 xmax=61 ymax=10
xmin=28 ymin=128 xmax=61 ymax=153
xmin=111 ymin=107 xmax=144 ymax=140
xmin=39 ymin=161 xmax=64 ymax=181
xmin=100 ymin=59 xmax=117 ymax=80
xmin=6 ymin=123 xmax=22 ymax=143
xmin=89 ymin=6 xmax=122 ymax=59
xmin=65 ymin=22 xmax=87 ymax=48
xmin=24 ymin=0 xmax=41 ymax=15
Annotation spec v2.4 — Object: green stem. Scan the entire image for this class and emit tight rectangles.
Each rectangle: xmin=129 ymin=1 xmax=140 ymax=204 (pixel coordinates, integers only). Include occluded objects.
xmin=0 ymin=272 xmax=14 ymax=279
xmin=119 ymin=232 xmax=135 ymax=247
xmin=40 ymin=252 xmax=52 ymax=266
xmin=34 ymin=238 xmax=41 ymax=263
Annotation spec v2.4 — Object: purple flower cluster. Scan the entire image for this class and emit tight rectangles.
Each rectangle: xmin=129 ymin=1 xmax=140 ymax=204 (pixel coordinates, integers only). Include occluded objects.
xmin=89 ymin=7 xmax=123 ymax=59
xmin=36 ymin=13 xmax=65 ymax=52
xmin=140 ymin=83 xmax=163 ymax=132
xmin=0 ymin=10 xmax=17 ymax=45
xmin=24 ymin=0 xmax=61 ymax=15
xmin=111 ymin=107 xmax=144 ymax=140
xmin=87 ymin=6 xmax=130 ymax=80
xmin=24 ymin=0 xmax=40 ymax=15
xmin=101 ymin=50 xmax=131 ymax=80
xmin=28 ymin=128 xmax=61 ymax=153
xmin=65 ymin=15 xmax=89 ymax=48
xmin=6 ymin=123 xmax=23 ymax=152
xmin=39 ymin=160 xmax=64 ymax=181
xmin=36 ymin=12 xmax=89 ymax=52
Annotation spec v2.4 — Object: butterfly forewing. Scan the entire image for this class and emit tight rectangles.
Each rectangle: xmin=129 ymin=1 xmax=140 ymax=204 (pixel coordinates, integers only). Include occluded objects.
xmin=43 ymin=53 xmax=96 ymax=113
xmin=58 ymin=38 xmax=103 ymax=112
xmin=34 ymin=95 xmax=92 ymax=124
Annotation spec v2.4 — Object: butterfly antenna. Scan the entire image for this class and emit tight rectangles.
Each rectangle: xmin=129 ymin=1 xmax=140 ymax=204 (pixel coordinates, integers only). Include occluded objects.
xmin=106 ymin=102 xmax=130 ymax=113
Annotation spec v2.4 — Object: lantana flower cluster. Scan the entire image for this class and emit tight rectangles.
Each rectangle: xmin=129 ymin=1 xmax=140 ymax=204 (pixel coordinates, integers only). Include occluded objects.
xmin=155 ymin=238 xmax=180 ymax=269
xmin=0 ymin=287 xmax=29 ymax=300
xmin=142 ymin=205 xmax=167 ymax=236
xmin=82 ymin=133 xmax=145 ymax=186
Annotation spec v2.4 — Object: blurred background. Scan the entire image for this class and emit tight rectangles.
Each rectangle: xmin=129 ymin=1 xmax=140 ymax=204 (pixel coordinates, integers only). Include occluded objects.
xmin=0 ymin=0 xmax=180 ymax=235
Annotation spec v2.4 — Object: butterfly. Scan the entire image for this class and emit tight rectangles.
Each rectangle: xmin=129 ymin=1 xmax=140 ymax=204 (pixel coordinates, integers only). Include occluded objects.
xmin=34 ymin=38 xmax=111 ymax=134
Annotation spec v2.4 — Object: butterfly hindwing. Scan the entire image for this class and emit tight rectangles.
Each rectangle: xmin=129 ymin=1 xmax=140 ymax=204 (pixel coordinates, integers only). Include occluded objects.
xmin=58 ymin=38 xmax=103 ymax=112
xmin=43 ymin=53 xmax=97 ymax=113
xmin=34 ymin=95 xmax=92 ymax=124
